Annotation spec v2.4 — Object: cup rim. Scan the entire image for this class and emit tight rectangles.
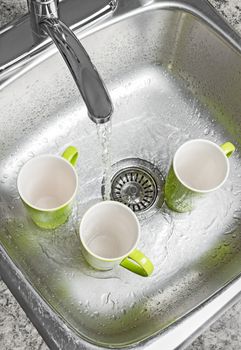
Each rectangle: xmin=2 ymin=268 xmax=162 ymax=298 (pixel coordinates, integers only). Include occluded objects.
xmin=79 ymin=200 xmax=140 ymax=262
xmin=173 ymin=139 xmax=230 ymax=193
xmin=17 ymin=154 xmax=78 ymax=212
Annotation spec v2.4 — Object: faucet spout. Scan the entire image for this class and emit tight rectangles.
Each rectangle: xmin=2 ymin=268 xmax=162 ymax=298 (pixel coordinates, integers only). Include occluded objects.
xmin=28 ymin=0 xmax=113 ymax=124
xmin=41 ymin=18 xmax=113 ymax=124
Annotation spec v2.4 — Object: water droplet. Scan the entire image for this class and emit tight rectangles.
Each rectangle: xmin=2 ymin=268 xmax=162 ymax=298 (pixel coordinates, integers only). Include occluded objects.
xmin=27 ymin=151 xmax=35 ymax=158
xmin=203 ymin=127 xmax=210 ymax=135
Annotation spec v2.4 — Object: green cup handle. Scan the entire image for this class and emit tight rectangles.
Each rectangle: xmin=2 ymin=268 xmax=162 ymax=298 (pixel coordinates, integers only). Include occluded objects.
xmin=120 ymin=249 xmax=154 ymax=277
xmin=61 ymin=146 xmax=78 ymax=166
xmin=220 ymin=142 xmax=235 ymax=158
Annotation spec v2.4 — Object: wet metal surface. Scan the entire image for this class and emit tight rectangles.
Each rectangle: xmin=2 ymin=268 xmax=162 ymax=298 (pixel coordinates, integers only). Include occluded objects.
xmin=1 ymin=1 xmax=241 ymax=349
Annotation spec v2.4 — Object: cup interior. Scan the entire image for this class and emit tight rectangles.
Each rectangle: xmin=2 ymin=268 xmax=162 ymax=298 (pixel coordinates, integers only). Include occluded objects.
xmin=174 ymin=139 xmax=229 ymax=192
xmin=80 ymin=201 xmax=139 ymax=260
xmin=17 ymin=156 xmax=77 ymax=210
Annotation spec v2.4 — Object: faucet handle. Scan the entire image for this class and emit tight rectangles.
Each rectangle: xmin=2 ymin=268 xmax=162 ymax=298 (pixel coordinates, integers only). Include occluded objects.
xmin=28 ymin=0 xmax=59 ymax=38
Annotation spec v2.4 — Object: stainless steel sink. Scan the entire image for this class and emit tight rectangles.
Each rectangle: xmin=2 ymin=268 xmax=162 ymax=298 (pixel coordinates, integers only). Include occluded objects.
xmin=1 ymin=1 xmax=241 ymax=349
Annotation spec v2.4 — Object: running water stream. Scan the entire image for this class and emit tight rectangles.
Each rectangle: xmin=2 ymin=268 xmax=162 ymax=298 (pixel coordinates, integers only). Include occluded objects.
xmin=96 ymin=120 xmax=112 ymax=200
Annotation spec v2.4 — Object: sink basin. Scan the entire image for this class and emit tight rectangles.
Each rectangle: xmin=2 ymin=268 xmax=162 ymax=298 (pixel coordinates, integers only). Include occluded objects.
xmin=1 ymin=1 xmax=241 ymax=349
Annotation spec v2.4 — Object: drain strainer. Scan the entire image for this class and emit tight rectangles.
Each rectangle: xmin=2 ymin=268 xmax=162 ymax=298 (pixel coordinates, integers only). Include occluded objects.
xmin=106 ymin=158 xmax=164 ymax=213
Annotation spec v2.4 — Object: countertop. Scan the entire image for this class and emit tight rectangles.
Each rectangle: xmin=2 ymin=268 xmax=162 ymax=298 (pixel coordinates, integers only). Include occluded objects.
xmin=0 ymin=0 xmax=241 ymax=349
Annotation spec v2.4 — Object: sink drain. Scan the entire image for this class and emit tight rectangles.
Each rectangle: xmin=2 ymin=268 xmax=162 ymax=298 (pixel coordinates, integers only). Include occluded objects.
xmin=106 ymin=158 xmax=164 ymax=213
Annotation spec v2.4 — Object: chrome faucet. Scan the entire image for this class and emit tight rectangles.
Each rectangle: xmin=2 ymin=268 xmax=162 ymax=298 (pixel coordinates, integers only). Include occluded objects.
xmin=27 ymin=0 xmax=113 ymax=124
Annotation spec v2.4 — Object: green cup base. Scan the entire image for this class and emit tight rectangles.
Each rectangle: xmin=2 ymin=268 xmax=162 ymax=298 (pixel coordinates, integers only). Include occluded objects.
xmin=165 ymin=199 xmax=193 ymax=213
xmin=32 ymin=214 xmax=70 ymax=229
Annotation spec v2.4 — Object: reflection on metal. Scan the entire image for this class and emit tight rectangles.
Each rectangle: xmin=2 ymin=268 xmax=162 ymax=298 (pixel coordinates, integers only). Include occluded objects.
xmin=0 ymin=0 xmax=116 ymax=72
xmin=1 ymin=0 xmax=241 ymax=349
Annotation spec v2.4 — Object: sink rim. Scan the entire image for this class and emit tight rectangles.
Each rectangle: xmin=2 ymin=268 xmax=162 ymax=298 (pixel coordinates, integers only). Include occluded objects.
xmin=1 ymin=0 xmax=241 ymax=349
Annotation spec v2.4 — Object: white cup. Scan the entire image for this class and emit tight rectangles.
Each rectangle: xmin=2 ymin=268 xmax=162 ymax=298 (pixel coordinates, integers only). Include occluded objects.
xmin=79 ymin=201 xmax=154 ymax=276
xmin=165 ymin=139 xmax=235 ymax=212
xmin=17 ymin=146 xmax=78 ymax=228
